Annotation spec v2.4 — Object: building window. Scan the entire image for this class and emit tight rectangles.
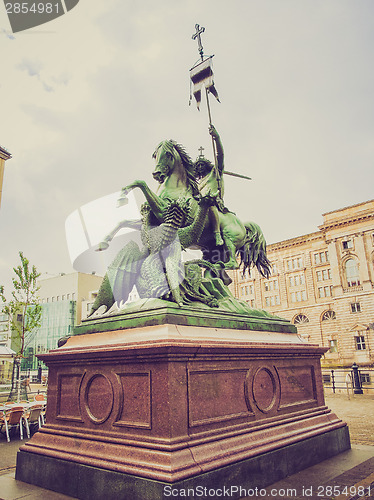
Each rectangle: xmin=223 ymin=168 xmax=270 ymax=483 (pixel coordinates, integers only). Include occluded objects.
xmin=287 ymin=257 xmax=303 ymax=271
xmin=240 ymin=268 xmax=253 ymax=280
xmin=291 ymin=290 xmax=307 ymax=302
xmin=294 ymin=314 xmax=309 ymax=324
xmin=314 ymin=251 xmax=329 ymax=265
xmin=272 ymin=263 xmax=278 ymax=275
xmin=350 ymin=302 xmax=361 ymax=313
xmin=289 ymin=274 xmax=305 ymax=287
xmin=355 ymin=335 xmax=366 ymax=350
xmin=361 ymin=373 xmax=371 ymax=384
xmin=264 ymin=279 xmax=279 ymax=291
xmin=318 ymin=286 xmax=333 ymax=298
xmin=316 ymin=269 xmax=331 ymax=281
xmin=322 ymin=310 xmax=336 ymax=321
xmin=322 ymin=374 xmax=331 ymax=384
xmin=342 ymin=239 xmax=353 ymax=250
xmin=329 ymin=339 xmax=338 ymax=353
xmin=0 ymin=313 xmax=9 ymax=322
xmin=265 ymin=295 xmax=280 ymax=307
xmin=345 ymin=259 xmax=360 ymax=287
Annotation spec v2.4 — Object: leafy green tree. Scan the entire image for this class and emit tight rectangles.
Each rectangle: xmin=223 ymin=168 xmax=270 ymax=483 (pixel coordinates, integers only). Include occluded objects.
xmin=0 ymin=252 xmax=42 ymax=400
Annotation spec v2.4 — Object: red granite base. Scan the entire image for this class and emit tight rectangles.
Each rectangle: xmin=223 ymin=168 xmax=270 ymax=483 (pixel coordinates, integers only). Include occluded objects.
xmin=18 ymin=323 xmax=348 ymax=484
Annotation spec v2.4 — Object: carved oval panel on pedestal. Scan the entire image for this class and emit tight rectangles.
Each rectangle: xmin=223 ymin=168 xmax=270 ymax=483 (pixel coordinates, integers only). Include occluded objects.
xmin=245 ymin=365 xmax=281 ymax=417
xmin=252 ymin=368 xmax=276 ymax=412
xmin=84 ymin=374 xmax=114 ymax=424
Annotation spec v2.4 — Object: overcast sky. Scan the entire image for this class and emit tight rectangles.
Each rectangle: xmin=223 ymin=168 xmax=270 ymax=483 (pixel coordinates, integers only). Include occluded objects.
xmin=1 ymin=0 xmax=373 ymax=293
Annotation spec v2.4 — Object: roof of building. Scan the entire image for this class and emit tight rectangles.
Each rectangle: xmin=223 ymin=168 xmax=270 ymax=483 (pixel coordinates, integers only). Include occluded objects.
xmin=0 ymin=145 xmax=12 ymax=160
xmin=0 ymin=345 xmax=15 ymax=357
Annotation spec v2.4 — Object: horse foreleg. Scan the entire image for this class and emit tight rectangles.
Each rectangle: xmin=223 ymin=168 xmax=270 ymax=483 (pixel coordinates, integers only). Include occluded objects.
xmin=121 ymin=180 xmax=166 ymax=221
xmin=96 ymin=220 xmax=142 ymax=251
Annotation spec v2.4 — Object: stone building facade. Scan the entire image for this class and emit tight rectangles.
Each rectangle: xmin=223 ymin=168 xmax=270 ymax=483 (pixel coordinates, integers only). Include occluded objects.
xmin=229 ymin=200 xmax=374 ymax=372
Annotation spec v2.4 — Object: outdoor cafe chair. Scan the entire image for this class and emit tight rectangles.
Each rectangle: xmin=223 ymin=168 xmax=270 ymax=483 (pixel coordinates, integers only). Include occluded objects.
xmin=34 ymin=394 xmax=46 ymax=402
xmin=0 ymin=406 xmax=26 ymax=443
xmin=23 ymin=405 xmax=43 ymax=438
xmin=40 ymin=402 xmax=47 ymax=425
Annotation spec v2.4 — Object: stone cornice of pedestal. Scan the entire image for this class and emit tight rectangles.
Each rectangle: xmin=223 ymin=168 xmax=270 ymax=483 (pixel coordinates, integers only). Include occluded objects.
xmin=74 ymin=299 xmax=297 ymax=338
xmin=44 ymin=326 xmax=327 ymax=365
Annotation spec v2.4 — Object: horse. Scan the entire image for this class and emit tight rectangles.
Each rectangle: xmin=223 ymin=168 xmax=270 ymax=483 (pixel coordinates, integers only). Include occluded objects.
xmin=96 ymin=139 xmax=271 ymax=278
xmin=96 ymin=139 xmax=199 ymax=251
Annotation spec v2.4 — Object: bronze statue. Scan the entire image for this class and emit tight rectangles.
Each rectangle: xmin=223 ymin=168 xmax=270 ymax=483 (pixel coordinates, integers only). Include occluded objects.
xmin=90 ymin=127 xmax=271 ymax=315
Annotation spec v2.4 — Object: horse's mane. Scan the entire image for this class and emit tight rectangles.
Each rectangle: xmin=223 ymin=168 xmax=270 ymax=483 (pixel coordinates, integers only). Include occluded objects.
xmin=153 ymin=140 xmax=200 ymax=198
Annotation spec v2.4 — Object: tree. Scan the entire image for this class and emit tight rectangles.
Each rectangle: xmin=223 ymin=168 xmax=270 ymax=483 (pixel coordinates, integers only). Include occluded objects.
xmin=0 ymin=252 xmax=42 ymax=401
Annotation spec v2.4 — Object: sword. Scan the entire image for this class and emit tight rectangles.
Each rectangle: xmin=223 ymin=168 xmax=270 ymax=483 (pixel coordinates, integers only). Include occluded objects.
xmin=223 ymin=170 xmax=252 ymax=181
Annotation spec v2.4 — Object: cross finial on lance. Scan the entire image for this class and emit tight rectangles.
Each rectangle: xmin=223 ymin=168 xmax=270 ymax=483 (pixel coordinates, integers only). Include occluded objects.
xmin=198 ymin=146 xmax=205 ymax=157
xmin=192 ymin=24 xmax=205 ymax=61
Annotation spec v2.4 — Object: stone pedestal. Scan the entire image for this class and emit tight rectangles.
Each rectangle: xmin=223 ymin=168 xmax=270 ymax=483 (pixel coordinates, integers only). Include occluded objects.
xmin=16 ymin=303 xmax=350 ymax=499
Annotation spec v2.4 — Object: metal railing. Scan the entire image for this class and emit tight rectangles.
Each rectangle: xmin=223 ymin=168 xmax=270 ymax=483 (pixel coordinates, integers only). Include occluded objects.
xmin=322 ymin=363 xmax=374 ymax=394
xmin=0 ymin=383 xmax=46 ymax=404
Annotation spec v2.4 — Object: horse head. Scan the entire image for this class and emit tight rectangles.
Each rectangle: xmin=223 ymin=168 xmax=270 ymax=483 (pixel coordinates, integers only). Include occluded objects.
xmin=152 ymin=140 xmax=200 ymax=198
xmin=152 ymin=140 xmax=180 ymax=184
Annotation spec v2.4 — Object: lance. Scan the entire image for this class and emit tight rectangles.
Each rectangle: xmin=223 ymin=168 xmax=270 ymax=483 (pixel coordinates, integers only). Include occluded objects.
xmin=191 ymin=25 xmax=252 ymax=184
xmin=191 ymin=24 xmax=220 ymax=181
xmin=224 ymin=171 xmax=252 ymax=181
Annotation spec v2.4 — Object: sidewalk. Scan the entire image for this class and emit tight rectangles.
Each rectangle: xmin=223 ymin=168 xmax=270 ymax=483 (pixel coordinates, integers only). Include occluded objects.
xmin=324 ymin=392 xmax=374 ymax=446
xmin=0 ymin=393 xmax=373 ymax=499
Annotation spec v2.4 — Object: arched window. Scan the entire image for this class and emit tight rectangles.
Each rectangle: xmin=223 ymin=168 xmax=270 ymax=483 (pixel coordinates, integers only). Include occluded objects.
xmin=345 ymin=259 xmax=360 ymax=287
xmin=294 ymin=314 xmax=309 ymax=325
xmin=322 ymin=310 xmax=336 ymax=321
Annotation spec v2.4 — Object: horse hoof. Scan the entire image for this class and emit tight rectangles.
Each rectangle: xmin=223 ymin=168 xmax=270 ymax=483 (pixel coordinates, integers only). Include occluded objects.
xmin=215 ymin=235 xmax=224 ymax=246
xmin=117 ymin=195 xmax=128 ymax=207
xmin=96 ymin=241 xmax=109 ymax=252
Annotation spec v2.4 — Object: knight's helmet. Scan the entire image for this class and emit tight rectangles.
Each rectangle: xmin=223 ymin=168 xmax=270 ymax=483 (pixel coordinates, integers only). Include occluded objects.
xmin=194 ymin=152 xmax=214 ymax=180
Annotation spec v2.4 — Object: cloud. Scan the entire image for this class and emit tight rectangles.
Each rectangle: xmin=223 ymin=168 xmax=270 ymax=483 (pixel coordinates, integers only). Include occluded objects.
xmin=17 ymin=58 xmax=43 ymax=77
xmin=17 ymin=58 xmax=56 ymax=92
xmin=1 ymin=28 xmax=15 ymax=40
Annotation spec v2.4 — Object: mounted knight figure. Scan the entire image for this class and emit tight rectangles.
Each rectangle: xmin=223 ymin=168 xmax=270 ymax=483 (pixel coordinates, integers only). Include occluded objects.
xmin=90 ymin=130 xmax=271 ymax=314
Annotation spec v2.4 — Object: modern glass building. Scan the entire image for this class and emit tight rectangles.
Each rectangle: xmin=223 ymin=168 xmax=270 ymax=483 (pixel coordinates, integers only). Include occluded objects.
xmin=17 ymin=272 xmax=103 ymax=378
xmin=21 ymin=301 xmax=76 ymax=371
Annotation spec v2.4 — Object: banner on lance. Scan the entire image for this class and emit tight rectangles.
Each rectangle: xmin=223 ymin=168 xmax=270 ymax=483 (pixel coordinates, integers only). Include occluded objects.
xmin=190 ymin=56 xmax=220 ymax=110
